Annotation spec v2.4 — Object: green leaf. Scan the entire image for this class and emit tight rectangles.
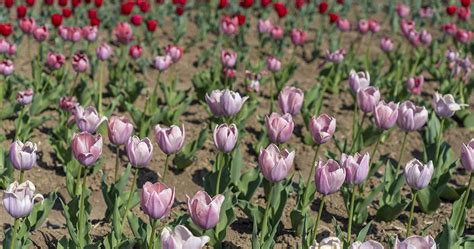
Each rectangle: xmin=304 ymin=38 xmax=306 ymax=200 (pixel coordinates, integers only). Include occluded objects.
xmin=416 ymin=187 xmax=441 ymax=214
xmin=375 ymin=201 xmax=408 ymax=221
xmin=356 ymin=222 xmax=372 ymax=242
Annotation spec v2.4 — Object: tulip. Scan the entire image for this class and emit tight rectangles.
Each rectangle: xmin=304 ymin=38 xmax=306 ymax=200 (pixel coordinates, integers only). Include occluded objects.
xmin=325 ymin=49 xmax=345 ymax=63
xmin=146 ymin=19 xmax=158 ymax=32
xmin=220 ymin=16 xmax=239 ymax=36
xmin=46 ymin=51 xmax=66 ymax=70
xmin=273 ymin=2 xmax=288 ymax=18
xmin=0 ymin=23 xmax=13 ymax=37
xmin=373 ymin=101 xmax=399 ymax=130
xmin=341 ymin=152 xmax=369 ymax=185
xmin=258 ymin=144 xmax=295 ymax=182
xmin=72 ymin=52 xmax=89 ymax=73
xmin=82 ymin=26 xmax=97 ymax=42
xmin=315 ymin=159 xmax=346 ymax=195
xmin=396 ymin=3 xmax=410 ymax=17
xmin=380 ymin=37 xmax=394 ymax=52
xmin=59 ymin=96 xmax=78 ymax=113
xmin=108 ymin=116 xmax=134 ymax=146
xmin=113 ymin=22 xmax=133 ymax=44
xmin=277 ymin=86 xmax=304 ymax=116
xmin=59 ymin=26 xmax=82 ymax=42
xmin=404 ymin=159 xmax=433 ymax=190
xmin=318 ymin=2 xmax=328 ymax=14
xmin=205 ymin=89 xmax=248 ymax=117
xmin=10 ymin=140 xmax=37 ymax=171
xmin=74 ymin=105 xmax=106 ymax=133
xmin=310 ymin=237 xmax=342 ymax=249
xmin=358 ymin=20 xmax=369 ymax=34
xmin=129 ymin=45 xmax=143 ymax=59
xmin=165 ymin=44 xmax=184 ymax=63
xmin=432 ymin=92 xmax=464 ymax=118
xmin=400 ymin=19 xmax=415 ymax=36
xmin=265 ymin=112 xmax=294 ymax=144
xmin=19 ymin=17 xmax=36 ymax=34
xmin=446 ymin=5 xmax=457 ymax=16
xmin=213 ymin=123 xmax=238 ymax=153
xmin=357 ymin=86 xmax=380 ymax=113
xmin=406 ymin=75 xmax=424 ymax=95
xmin=16 ymin=89 xmax=33 ymax=105
xmin=461 ymin=139 xmax=474 ymax=172
xmin=63 ymin=8 xmax=72 ymax=17
xmin=290 ymin=29 xmax=307 ymax=46
xmin=266 ymin=56 xmax=281 ymax=72
xmin=257 ymin=19 xmax=272 ymax=33
xmin=3 ymin=181 xmax=44 ymax=218
xmin=155 ymin=124 xmax=185 ymax=155
xmin=161 ymin=225 xmax=210 ymax=249
xmin=442 ymin=23 xmax=457 ymax=36
xmin=349 ymin=240 xmax=384 ymax=249
xmin=140 ymin=181 xmax=175 ymax=219
xmin=96 ymin=42 xmax=112 ymax=61
xmin=456 ymin=29 xmax=473 ymax=44
xmin=309 ymin=114 xmax=336 ymax=145
xmin=51 ymin=13 xmax=63 ymax=27
xmin=458 ymin=7 xmax=471 ymax=21
xmin=394 ymin=236 xmax=436 ymax=249
xmin=130 ymin=14 xmax=143 ymax=26
xmin=397 ymin=101 xmax=428 ymax=132
xmin=17 ymin=6 xmax=28 ymax=19
xmin=368 ymin=19 xmax=380 ymax=33
xmin=245 ymin=71 xmax=261 ymax=93
xmin=126 ymin=136 xmax=153 ymax=168
xmin=71 ymin=132 xmax=103 ymax=167
xmin=420 ymin=30 xmax=432 ymax=45
xmin=152 ymin=55 xmax=172 ymax=72
xmin=337 ymin=19 xmax=350 ymax=32
xmin=348 ymin=70 xmax=370 ymax=93
xmin=0 ymin=39 xmax=10 ymax=54
xmin=407 ymin=30 xmax=421 ymax=47
xmin=220 ymin=49 xmax=237 ymax=68
xmin=32 ymin=25 xmax=49 ymax=42
xmin=187 ymin=191 xmax=224 ymax=230
xmin=270 ymin=26 xmax=284 ymax=40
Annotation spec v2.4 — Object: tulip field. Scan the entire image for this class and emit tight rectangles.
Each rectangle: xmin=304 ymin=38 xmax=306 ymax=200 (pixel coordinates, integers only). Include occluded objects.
xmin=1 ymin=0 xmax=474 ymax=248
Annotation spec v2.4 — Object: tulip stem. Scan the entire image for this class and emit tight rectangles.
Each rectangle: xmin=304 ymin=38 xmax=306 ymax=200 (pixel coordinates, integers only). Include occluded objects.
xmin=347 ymin=187 xmax=357 ymax=243
xmin=98 ymin=61 xmax=104 ymax=116
xmin=369 ymin=132 xmax=383 ymax=167
xmin=395 ymin=132 xmax=408 ymax=176
xmin=121 ymin=168 xmax=138 ymax=228
xmin=434 ymin=118 xmax=445 ymax=167
xmin=19 ymin=170 xmax=25 ymax=183
xmin=351 ymin=113 xmax=366 ymax=153
xmin=312 ymin=195 xmax=326 ymax=242
xmin=269 ymin=73 xmax=275 ymax=114
xmin=260 ymin=182 xmax=274 ymax=245
xmin=454 ymin=173 xmax=473 ymax=231
xmin=10 ymin=218 xmax=19 ymax=249
xmin=215 ymin=153 xmax=224 ymax=195
xmin=78 ymin=172 xmax=87 ymax=246
xmin=162 ymin=155 xmax=170 ymax=183
xmin=75 ymin=166 xmax=83 ymax=196
xmin=148 ymin=218 xmax=158 ymax=249
xmin=406 ymin=191 xmax=417 ymax=238
xmin=114 ymin=146 xmax=120 ymax=182
xmin=302 ymin=146 xmax=320 ymax=207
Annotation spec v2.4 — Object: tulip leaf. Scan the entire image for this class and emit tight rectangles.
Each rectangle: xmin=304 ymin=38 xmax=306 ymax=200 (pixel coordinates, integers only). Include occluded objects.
xmin=375 ymin=200 xmax=408 ymax=221
xmin=416 ymin=186 xmax=441 ymax=214
xmin=356 ymin=222 xmax=372 ymax=242
xmin=230 ymin=145 xmax=243 ymax=185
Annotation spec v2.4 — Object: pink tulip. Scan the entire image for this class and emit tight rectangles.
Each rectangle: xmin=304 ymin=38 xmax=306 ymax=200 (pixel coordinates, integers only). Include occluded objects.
xmin=32 ymin=25 xmax=49 ymax=42
xmin=258 ymin=143 xmax=295 ymax=182
xmin=442 ymin=23 xmax=457 ymax=36
xmin=315 ymin=159 xmax=346 ymax=195
xmin=82 ymin=26 xmax=97 ymax=42
xmin=245 ymin=71 xmax=262 ymax=93
xmin=394 ymin=236 xmax=436 ymax=249
xmin=380 ymin=37 xmax=394 ymax=52
xmin=74 ymin=105 xmax=107 ymax=133
xmin=357 ymin=20 xmax=369 ymax=34
xmin=397 ymin=100 xmax=428 ymax=132
xmin=456 ymin=29 xmax=473 ymax=44
xmin=400 ymin=19 xmax=415 ymax=36
xmin=348 ymin=70 xmax=370 ymax=93
xmin=220 ymin=16 xmax=239 ymax=36
xmin=290 ymin=29 xmax=307 ymax=46
xmin=165 ymin=44 xmax=184 ymax=63
xmin=213 ymin=123 xmax=238 ymax=153
xmin=108 ymin=116 xmax=134 ymax=146
xmin=257 ymin=19 xmax=273 ymax=33
xmin=152 ymin=55 xmax=172 ymax=72
xmin=419 ymin=7 xmax=433 ymax=18
xmin=96 ymin=42 xmax=112 ymax=61
xmin=404 ymin=159 xmax=433 ymax=190
xmin=341 ymin=152 xmax=369 ymax=185
xmin=71 ymin=132 xmax=103 ymax=167
xmin=59 ymin=26 xmax=82 ymax=42
xmin=325 ymin=49 xmax=346 ymax=63
xmin=266 ymin=56 xmax=281 ymax=72
xmin=220 ymin=49 xmax=237 ymax=68
xmin=420 ymin=30 xmax=432 ymax=45
xmin=46 ymin=51 xmax=66 ymax=70
xmin=265 ymin=112 xmax=294 ymax=144
xmin=140 ymin=181 xmax=175 ymax=219
xmin=187 ymin=191 xmax=225 ymax=230
xmin=155 ymin=124 xmax=186 ymax=155
xmin=368 ymin=19 xmax=380 ymax=33
xmin=222 ymin=68 xmax=236 ymax=79
xmin=16 ymin=88 xmax=33 ymax=105
xmin=126 ymin=136 xmax=153 ymax=168
xmin=129 ymin=45 xmax=143 ymax=59
xmin=406 ymin=30 xmax=420 ymax=46
xmin=337 ymin=19 xmax=350 ymax=32
xmin=59 ymin=96 xmax=78 ymax=113
xmin=406 ymin=75 xmax=423 ymax=95
xmin=461 ymin=139 xmax=474 ymax=172
xmin=0 ymin=59 xmax=14 ymax=76
xmin=72 ymin=52 xmax=89 ymax=73
xmin=277 ymin=86 xmax=304 ymax=116
xmin=161 ymin=225 xmax=210 ymax=249
xmin=309 ymin=114 xmax=336 ymax=145
xmin=432 ymin=92 xmax=464 ymax=118
xmin=396 ymin=3 xmax=410 ymax=17
xmin=270 ymin=26 xmax=284 ymax=40
xmin=19 ymin=17 xmax=36 ymax=34
xmin=374 ymin=101 xmax=399 ymax=130
xmin=458 ymin=7 xmax=471 ymax=21
xmin=205 ymin=89 xmax=248 ymax=117
xmin=357 ymin=86 xmax=380 ymax=113
xmin=113 ymin=22 xmax=133 ymax=44
xmin=10 ymin=140 xmax=37 ymax=171
xmin=3 ymin=181 xmax=44 ymax=218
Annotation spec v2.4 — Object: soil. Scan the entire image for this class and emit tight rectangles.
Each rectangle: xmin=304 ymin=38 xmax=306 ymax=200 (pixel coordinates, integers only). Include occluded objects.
xmin=1 ymin=9 xmax=473 ymax=249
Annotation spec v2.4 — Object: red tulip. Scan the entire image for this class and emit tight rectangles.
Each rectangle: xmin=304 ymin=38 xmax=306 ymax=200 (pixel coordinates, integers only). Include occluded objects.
xmin=51 ymin=13 xmax=63 ymax=27
xmin=17 ymin=5 xmax=27 ymax=18
xmin=62 ymin=8 xmax=72 ymax=17
xmin=319 ymin=2 xmax=328 ymax=14
xmin=121 ymin=2 xmax=134 ymax=15
xmin=5 ymin=0 xmax=14 ymax=8
xmin=94 ymin=0 xmax=103 ymax=7
xmin=295 ymin=0 xmax=304 ymax=9
xmin=26 ymin=0 xmax=35 ymax=6
xmin=0 ymin=24 xmax=13 ymax=37
xmin=273 ymin=2 xmax=288 ymax=18
xmin=329 ymin=12 xmax=339 ymax=23
xmin=58 ymin=0 xmax=68 ymax=6
xmin=72 ymin=0 xmax=80 ymax=7
xmin=146 ymin=19 xmax=158 ymax=32
xmin=446 ymin=5 xmax=457 ymax=16
xmin=237 ymin=14 xmax=246 ymax=26
xmin=139 ymin=1 xmax=150 ymax=12
xmin=176 ymin=5 xmax=184 ymax=15
xmin=240 ymin=0 xmax=253 ymax=8
xmin=261 ymin=0 xmax=271 ymax=7
xmin=90 ymin=17 xmax=100 ymax=26
xmin=461 ymin=0 xmax=471 ymax=7
xmin=130 ymin=14 xmax=142 ymax=26
xmin=458 ymin=7 xmax=471 ymax=21
xmin=219 ymin=0 xmax=228 ymax=8
xmin=88 ymin=8 xmax=97 ymax=19
xmin=172 ymin=0 xmax=186 ymax=4
xmin=44 ymin=0 xmax=54 ymax=4
xmin=337 ymin=0 xmax=344 ymax=4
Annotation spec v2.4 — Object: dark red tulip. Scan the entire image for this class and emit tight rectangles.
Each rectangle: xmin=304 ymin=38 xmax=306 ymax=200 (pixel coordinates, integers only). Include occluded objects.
xmin=176 ymin=5 xmax=184 ymax=15
xmin=5 ymin=0 xmax=14 ymax=8
xmin=51 ymin=13 xmax=63 ymax=27
xmin=329 ymin=12 xmax=339 ymax=23
xmin=0 ymin=24 xmax=13 ymax=37
xmin=88 ymin=8 xmax=97 ymax=19
xmin=94 ymin=0 xmax=102 ymax=7
xmin=240 ymin=0 xmax=253 ymax=8
xmin=172 ymin=0 xmax=186 ymax=5
xmin=446 ymin=5 xmax=457 ymax=16
xmin=130 ymin=14 xmax=142 ymax=26
xmin=90 ymin=17 xmax=100 ymax=26
xmin=461 ymin=0 xmax=471 ymax=7
xmin=273 ymin=2 xmax=288 ymax=18
xmin=44 ymin=0 xmax=54 ymax=5
xmin=121 ymin=2 xmax=134 ymax=15
xmin=237 ymin=14 xmax=246 ymax=26
xmin=146 ymin=19 xmax=157 ymax=32
xmin=156 ymin=0 xmax=164 ymax=3
xmin=72 ymin=0 xmax=80 ymax=7
xmin=261 ymin=0 xmax=271 ymax=7
xmin=319 ymin=1 xmax=328 ymax=13
xmin=337 ymin=0 xmax=344 ymax=4
xmin=17 ymin=5 xmax=27 ymax=18
xmin=85 ymin=0 xmax=90 ymax=3
xmin=295 ymin=0 xmax=304 ymax=9
xmin=218 ymin=0 xmax=228 ymax=8
xmin=58 ymin=0 xmax=68 ymax=6
xmin=139 ymin=1 xmax=150 ymax=12
xmin=62 ymin=8 xmax=72 ymax=17
xmin=26 ymin=0 xmax=35 ymax=6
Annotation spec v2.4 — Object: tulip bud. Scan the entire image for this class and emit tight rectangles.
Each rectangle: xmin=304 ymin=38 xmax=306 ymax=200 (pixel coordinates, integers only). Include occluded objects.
xmin=213 ymin=123 xmax=238 ymax=153
xmin=32 ymin=25 xmax=49 ymax=42
xmin=348 ymin=70 xmax=370 ymax=93
xmin=266 ymin=56 xmax=281 ymax=72
xmin=113 ymin=22 xmax=133 ymax=44
xmin=16 ymin=88 xmax=33 ymax=105
xmin=46 ymin=51 xmax=66 ymax=70
xmin=396 ymin=3 xmax=410 ymax=17
xmin=404 ymin=159 xmax=433 ymax=190
xmin=129 ymin=45 xmax=143 ymax=59
xmin=309 ymin=114 xmax=336 ymax=145
xmin=205 ymin=89 xmax=248 ymax=117
xmin=74 ymin=105 xmax=106 ymax=133
xmin=187 ymin=191 xmax=225 ymax=230
xmin=59 ymin=96 xmax=78 ymax=113
xmin=82 ymin=26 xmax=97 ymax=42
xmin=71 ymin=132 xmax=103 ymax=167
xmin=152 ymin=55 xmax=172 ymax=72
xmin=337 ymin=19 xmax=350 ymax=32
xmin=394 ymin=236 xmax=436 ymax=249
xmin=257 ymin=19 xmax=273 ymax=33
xmin=341 ymin=152 xmax=369 ymax=185
xmin=461 ymin=139 xmax=474 ymax=172
xmin=349 ymin=240 xmax=384 ymax=249
xmin=165 ymin=44 xmax=183 ymax=63
xmin=358 ymin=20 xmax=369 ymax=34
xmin=278 ymin=86 xmax=304 ymax=116
xmin=397 ymin=101 xmax=428 ymax=132
xmin=420 ymin=30 xmax=432 ymax=45
xmin=141 ymin=181 xmax=175 ymax=219
xmin=96 ymin=42 xmax=112 ymax=61
xmin=374 ymin=101 xmax=399 ymax=130
xmin=126 ymin=136 xmax=153 ymax=168
xmin=310 ymin=237 xmax=342 ymax=249
xmin=108 ymin=116 xmax=134 ymax=146
xmin=432 ymin=92 xmax=464 ymax=118
xmin=161 ymin=225 xmax=210 ymax=249
xmin=290 ymin=29 xmax=307 ymax=46
xmin=270 ymin=26 xmax=284 ymax=40
xmin=155 ymin=124 xmax=185 ymax=155
xmin=368 ymin=19 xmax=380 ymax=33
xmin=315 ymin=159 xmax=346 ymax=195
xmin=357 ymin=86 xmax=380 ymax=113
xmin=220 ymin=16 xmax=239 ymax=36
xmin=326 ymin=49 xmax=346 ymax=63
xmin=10 ymin=140 xmax=37 ymax=171
xmin=406 ymin=75 xmax=424 ymax=95
xmin=19 ymin=17 xmax=36 ymax=34
xmin=265 ymin=113 xmax=294 ymax=144
xmin=3 ymin=181 xmax=44 ymax=218
xmin=72 ymin=52 xmax=89 ymax=73
xmin=220 ymin=49 xmax=237 ymax=68
xmin=258 ymin=144 xmax=295 ymax=182
xmin=0 ymin=59 xmax=14 ymax=76
xmin=380 ymin=37 xmax=394 ymax=52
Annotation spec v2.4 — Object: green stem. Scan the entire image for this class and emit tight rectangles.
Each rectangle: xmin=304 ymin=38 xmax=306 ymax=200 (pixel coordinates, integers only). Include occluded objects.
xmin=347 ymin=187 xmax=357 ymax=243
xmin=215 ymin=153 xmax=224 ymax=195
xmin=395 ymin=132 xmax=409 ymax=176
xmin=302 ymin=146 xmax=320 ymax=207
xmin=121 ymin=167 xmax=138 ymax=228
xmin=454 ymin=173 xmax=473 ymax=230
xmin=312 ymin=195 xmax=326 ymax=242
xmin=434 ymin=119 xmax=445 ymax=166
xmin=260 ymin=182 xmax=274 ymax=245
xmin=369 ymin=132 xmax=383 ymax=166
xmin=114 ymin=146 xmax=120 ymax=182
xmin=406 ymin=191 xmax=418 ymax=238
xmin=148 ymin=219 xmax=157 ymax=249
xmin=98 ymin=62 xmax=104 ymax=116
xmin=10 ymin=218 xmax=19 ymax=249
xmin=19 ymin=170 xmax=25 ymax=183
xmin=162 ymin=155 xmax=170 ymax=183
xmin=15 ymin=107 xmax=25 ymax=140
xmin=78 ymin=171 xmax=87 ymax=246
xmin=351 ymin=113 xmax=366 ymax=153
xmin=351 ymin=98 xmax=358 ymax=142
xmin=269 ymin=73 xmax=275 ymax=114
xmin=75 ymin=166 xmax=83 ymax=197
